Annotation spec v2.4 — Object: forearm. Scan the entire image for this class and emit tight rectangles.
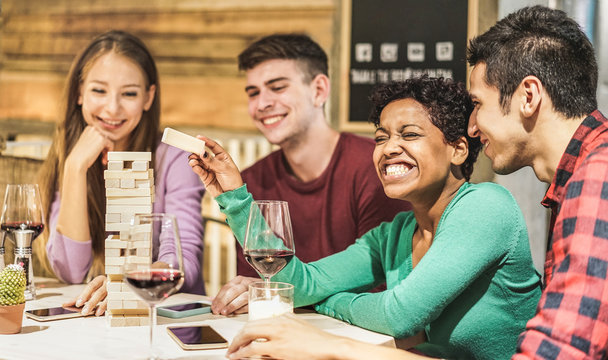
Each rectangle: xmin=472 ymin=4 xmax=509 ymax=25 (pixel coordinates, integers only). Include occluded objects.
xmin=332 ymin=338 xmax=432 ymax=360
xmin=56 ymin=158 xmax=91 ymax=242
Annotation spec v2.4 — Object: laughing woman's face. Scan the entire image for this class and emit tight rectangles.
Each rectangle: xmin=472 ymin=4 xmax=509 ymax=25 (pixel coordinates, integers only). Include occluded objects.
xmin=79 ymin=52 xmax=155 ymax=151
xmin=373 ymin=98 xmax=456 ymax=203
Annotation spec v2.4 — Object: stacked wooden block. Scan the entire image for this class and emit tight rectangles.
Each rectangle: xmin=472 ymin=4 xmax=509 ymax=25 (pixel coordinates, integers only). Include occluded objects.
xmin=104 ymin=151 xmax=154 ymax=327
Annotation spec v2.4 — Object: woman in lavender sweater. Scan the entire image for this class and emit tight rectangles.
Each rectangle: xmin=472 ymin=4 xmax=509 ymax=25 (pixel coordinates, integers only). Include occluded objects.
xmin=36 ymin=30 xmax=205 ymax=316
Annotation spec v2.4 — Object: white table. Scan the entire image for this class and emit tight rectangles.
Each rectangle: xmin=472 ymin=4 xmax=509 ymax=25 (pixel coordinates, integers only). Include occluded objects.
xmin=0 ymin=278 xmax=395 ymax=359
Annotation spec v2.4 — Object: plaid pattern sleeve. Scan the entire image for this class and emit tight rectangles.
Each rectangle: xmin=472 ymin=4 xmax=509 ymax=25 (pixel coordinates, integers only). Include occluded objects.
xmin=514 ymin=111 xmax=608 ymax=360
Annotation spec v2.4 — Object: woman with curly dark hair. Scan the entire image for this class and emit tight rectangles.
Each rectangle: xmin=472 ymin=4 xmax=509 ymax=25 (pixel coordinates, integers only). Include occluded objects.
xmin=188 ymin=76 xmax=542 ymax=359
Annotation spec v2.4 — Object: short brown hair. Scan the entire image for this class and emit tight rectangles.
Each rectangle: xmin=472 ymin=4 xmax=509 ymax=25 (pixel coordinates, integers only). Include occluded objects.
xmin=238 ymin=34 xmax=328 ymax=83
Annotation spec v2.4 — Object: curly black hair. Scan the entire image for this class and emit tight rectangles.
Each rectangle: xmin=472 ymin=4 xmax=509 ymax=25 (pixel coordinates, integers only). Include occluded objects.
xmin=368 ymin=76 xmax=481 ymax=181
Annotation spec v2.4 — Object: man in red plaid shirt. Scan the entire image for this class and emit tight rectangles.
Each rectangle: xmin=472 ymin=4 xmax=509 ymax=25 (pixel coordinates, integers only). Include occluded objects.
xmin=467 ymin=5 xmax=608 ymax=360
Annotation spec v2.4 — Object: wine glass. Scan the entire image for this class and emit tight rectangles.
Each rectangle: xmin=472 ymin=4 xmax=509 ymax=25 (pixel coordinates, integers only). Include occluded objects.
xmin=243 ymin=200 xmax=295 ymax=285
xmin=0 ymin=184 xmax=45 ymax=299
xmin=123 ymin=213 xmax=184 ymax=360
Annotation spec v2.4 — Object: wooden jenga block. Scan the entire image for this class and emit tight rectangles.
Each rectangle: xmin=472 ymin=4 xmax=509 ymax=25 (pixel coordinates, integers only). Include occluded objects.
xmin=107 ymin=205 xmax=152 ymax=214
xmin=105 ymin=223 xmax=130 ymax=232
xmin=107 ymin=300 xmax=123 ymax=310
xmin=107 ymin=274 xmax=123 ymax=282
xmin=106 ymin=187 xmax=154 ymax=197
xmin=105 ymin=178 xmax=120 ymax=188
xmin=107 ymin=308 xmax=148 ymax=315
xmin=120 ymin=178 xmax=135 ymax=189
xmin=139 ymin=315 xmax=150 ymax=326
xmin=106 ymin=239 xmax=127 ymax=249
xmin=135 ymin=179 xmax=153 ymax=188
xmin=107 ymin=161 xmax=124 ymax=171
xmin=127 ymin=256 xmax=151 ymax=265
xmin=161 ymin=127 xmax=206 ymax=154
xmin=123 ymin=300 xmax=139 ymax=309
xmin=125 ymin=315 xmax=141 ymax=326
xmin=107 ymin=152 xmax=151 ymax=162
xmin=105 ymin=257 xmax=125 ymax=266
xmin=104 ymin=169 xmax=154 ymax=180
xmin=131 ymin=161 xmax=149 ymax=171
xmin=106 ymin=314 xmax=126 ymax=327
xmin=105 ymin=248 xmax=122 ymax=258
xmin=105 ymin=213 xmax=121 ymax=223
xmin=107 ymin=281 xmax=122 ymax=292
xmin=107 ymin=291 xmax=138 ymax=301
xmin=105 ymin=265 xmax=122 ymax=274
xmin=136 ymin=248 xmax=150 ymax=257
xmin=107 ymin=197 xmax=153 ymax=205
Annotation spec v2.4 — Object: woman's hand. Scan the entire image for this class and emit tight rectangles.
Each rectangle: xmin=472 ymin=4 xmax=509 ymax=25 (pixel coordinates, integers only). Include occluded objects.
xmin=63 ymin=275 xmax=107 ymax=316
xmin=210 ymin=275 xmax=258 ymax=315
xmin=188 ymin=136 xmax=243 ymax=198
xmin=66 ymin=125 xmax=114 ymax=171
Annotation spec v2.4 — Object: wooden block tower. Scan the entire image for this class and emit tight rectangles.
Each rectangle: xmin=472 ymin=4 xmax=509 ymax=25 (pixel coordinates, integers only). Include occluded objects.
xmin=104 ymin=151 xmax=154 ymax=327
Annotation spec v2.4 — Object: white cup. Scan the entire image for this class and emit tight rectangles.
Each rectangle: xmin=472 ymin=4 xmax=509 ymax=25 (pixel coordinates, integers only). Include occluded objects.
xmin=248 ymin=282 xmax=294 ymax=321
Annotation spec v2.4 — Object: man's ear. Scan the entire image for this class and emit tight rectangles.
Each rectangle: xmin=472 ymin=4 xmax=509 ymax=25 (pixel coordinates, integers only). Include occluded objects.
xmin=450 ymin=136 xmax=469 ymax=166
xmin=519 ymin=75 xmax=543 ymax=118
xmin=311 ymin=74 xmax=330 ymax=108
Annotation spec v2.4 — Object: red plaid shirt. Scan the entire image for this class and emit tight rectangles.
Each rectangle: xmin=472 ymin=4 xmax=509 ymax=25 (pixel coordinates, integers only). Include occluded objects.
xmin=514 ymin=110 xmax=608 ymax=360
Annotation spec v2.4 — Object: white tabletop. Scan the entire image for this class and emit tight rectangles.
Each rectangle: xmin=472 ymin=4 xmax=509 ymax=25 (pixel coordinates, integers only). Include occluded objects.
xmin=0 ymin=278 xmax=395 ymax=359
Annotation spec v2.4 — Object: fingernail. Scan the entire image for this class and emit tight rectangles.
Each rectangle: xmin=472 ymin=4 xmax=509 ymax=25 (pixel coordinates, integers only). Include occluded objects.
xmin=82 ymin=305 xmax=90 ymax=314
xmin=76 ymin=298 xmax=84 ymax=307
xmin=95 ymin=308 xmax=103 ymax=317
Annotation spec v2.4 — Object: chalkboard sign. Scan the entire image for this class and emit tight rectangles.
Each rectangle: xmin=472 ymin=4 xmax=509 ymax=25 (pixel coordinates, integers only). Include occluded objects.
xmin=340 ymin=0 xmax=471 ymax=128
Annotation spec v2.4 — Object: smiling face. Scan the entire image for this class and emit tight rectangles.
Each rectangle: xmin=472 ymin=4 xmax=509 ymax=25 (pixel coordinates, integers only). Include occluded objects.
xmin=468 ymin=63 xmax=529 ymax=175
xmin=245 ymin=59 xmax=321 ymax=146
xmin=373 ymin=98 xmax=459 ymax=202
xmin=78 ymin=52 xmax=156 ymax=151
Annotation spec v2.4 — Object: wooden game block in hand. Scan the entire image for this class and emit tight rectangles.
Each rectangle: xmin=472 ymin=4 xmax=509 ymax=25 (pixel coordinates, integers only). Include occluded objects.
xmin=161 ymin=127 xmax=206 ymax=155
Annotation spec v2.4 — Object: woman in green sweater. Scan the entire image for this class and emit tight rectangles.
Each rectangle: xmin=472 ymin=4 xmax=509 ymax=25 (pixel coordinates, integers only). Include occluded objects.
xmin=188 ymin=77 xmax=542 ymax=359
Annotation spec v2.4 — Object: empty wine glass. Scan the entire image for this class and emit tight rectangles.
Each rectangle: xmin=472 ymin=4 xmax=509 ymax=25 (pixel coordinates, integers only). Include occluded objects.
xmin=243 ymin=200 xmax=295 ymax=285
xmin=123 ymin=213 xmax=184 ymax=360
xmin=0 ymin=184 xmax=45 ymax=299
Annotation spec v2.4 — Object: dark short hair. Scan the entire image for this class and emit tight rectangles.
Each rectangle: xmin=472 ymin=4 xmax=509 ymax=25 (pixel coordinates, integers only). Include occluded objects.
xmin=369 ymin=76 xmax=480 ymax=181
xmin=238 ymin=33 xmax=328 ymax=82
xmin=467 ymin=5 xmax=597 ymax=118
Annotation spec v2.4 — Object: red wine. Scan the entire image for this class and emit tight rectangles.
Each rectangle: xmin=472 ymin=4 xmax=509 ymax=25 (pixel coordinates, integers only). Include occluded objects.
xmin=1 ymin=222 xmax=45 ymax=239
xmin=125 ymin=269 xmax=183 ymax=303
xmin=244 ymin=249 xmax=294 ymax=277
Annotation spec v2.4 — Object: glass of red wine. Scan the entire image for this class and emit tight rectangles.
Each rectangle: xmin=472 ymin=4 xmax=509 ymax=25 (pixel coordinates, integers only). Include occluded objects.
xmin=123 ymin=213 xmax=184 ymax=360
xmin=0 ymin=184 xmax=45 ymax=299
xmin=243 ymin=200 xmax=295 ymax=285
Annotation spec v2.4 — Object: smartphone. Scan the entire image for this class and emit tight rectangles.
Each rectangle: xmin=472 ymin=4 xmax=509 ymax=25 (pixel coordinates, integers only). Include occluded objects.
xmin=157 ymin=301 xmax=212 ymax=318
xmin=166 ymin=325 xmax=229 ymax=350
xmin=25 ymin=306 xmax=85 ymax=322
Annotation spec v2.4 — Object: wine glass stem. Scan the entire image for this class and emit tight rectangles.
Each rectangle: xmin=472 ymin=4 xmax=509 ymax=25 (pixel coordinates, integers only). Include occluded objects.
xmin=150 ymin=304 xmax=157 ymax=360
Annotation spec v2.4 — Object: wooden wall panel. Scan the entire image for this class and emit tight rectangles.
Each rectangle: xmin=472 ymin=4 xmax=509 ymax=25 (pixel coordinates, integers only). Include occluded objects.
xmin=0 ymin=0 xmax=337 ymax=131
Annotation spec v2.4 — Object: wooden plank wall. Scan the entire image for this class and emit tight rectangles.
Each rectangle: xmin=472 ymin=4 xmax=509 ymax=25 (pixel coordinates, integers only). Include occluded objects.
xmin=0 ymin=0 xmax=337 ymax=131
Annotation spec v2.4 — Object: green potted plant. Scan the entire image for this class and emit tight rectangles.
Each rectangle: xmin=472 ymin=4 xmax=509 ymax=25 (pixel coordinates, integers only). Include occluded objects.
xmin=0 ymin=264 xmax=27 ymax=334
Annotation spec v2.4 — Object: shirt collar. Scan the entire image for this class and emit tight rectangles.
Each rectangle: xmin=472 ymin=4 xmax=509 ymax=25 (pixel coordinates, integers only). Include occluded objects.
xmin=542 ymin=110 xmax=608 ymax=208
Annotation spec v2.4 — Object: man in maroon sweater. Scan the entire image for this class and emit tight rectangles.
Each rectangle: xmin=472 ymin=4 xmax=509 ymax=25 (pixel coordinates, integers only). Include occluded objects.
xmin=211 ymin=34 xmax=410 ymax=315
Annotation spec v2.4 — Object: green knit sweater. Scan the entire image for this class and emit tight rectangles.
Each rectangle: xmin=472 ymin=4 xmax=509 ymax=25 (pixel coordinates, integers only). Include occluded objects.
xmin=216 ymin=182 xmax=542 ymax=360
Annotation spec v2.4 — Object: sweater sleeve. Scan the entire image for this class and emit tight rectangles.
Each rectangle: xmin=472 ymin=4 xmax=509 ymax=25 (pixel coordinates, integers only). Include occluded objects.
xmin=45 ymin=192 xmax=93 ymax=284
xmin=156 ymin=145 xmax=205 ymax=294
xmin=216 ymin=185 xmax=386 ymax=305
xmin=315 ymin=183 xmax=524 ymax=338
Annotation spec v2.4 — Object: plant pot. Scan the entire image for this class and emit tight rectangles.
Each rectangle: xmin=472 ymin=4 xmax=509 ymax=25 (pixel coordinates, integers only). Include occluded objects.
xmin=0 ymin=303 xmax=25 ymax=334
